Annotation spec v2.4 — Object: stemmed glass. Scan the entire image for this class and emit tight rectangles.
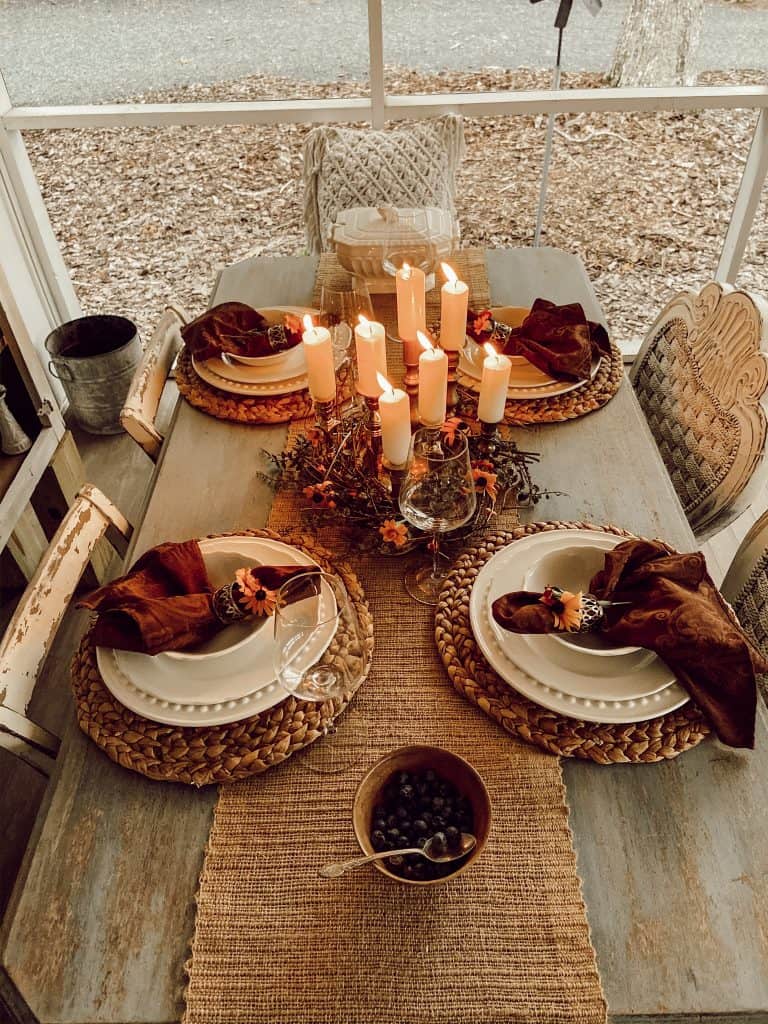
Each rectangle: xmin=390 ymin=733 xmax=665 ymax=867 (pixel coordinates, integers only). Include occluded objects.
xmin=398 ymin=429 xmax=477 ymax=606
xmin=273 ymin=570 xmax=368 ymax=772
xmin=318 ymin=280 xmax=374 ymax=369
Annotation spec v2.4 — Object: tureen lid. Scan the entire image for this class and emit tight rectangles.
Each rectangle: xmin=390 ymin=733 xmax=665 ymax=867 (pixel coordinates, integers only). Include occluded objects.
xmin=331 ymin=206 xmax=456 ymax=247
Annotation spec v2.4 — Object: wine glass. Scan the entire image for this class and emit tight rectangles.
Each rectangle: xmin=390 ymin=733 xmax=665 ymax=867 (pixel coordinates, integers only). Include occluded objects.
xmin=273 ymin=570 xmax=369 ymax=773
xmin=318 ymin=280 xmax=374 ymax=369
xmin=398 ymin=428 xmax=477 ymax=606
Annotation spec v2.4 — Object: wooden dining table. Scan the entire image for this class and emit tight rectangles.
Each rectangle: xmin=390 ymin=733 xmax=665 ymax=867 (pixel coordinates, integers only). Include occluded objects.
xmin=1 ymin=247 xmax=766 ymax=1024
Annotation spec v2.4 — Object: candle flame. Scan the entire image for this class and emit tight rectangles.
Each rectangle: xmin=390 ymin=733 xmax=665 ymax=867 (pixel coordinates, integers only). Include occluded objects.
xmin=417 ymin=330 xmax=434 ymax=353
xmin=401 ymin=261 xmax=411 ymax=280
xmin=358 ymin=313 xmax=370 ymax=327
xmin=303 ymin=314 xmax=314 ymax=332
xmin=441 ymin=262 xmax=457 ymax=286
xmin=483 ymin=342 xmax=498 ymax=359
xmin=376 ymin=371 xmax=394 ymax=396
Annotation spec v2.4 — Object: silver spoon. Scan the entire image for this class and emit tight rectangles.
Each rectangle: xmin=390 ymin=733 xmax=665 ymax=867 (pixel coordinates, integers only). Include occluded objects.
xmin=319 ymin=832 xmax=477 ymax=879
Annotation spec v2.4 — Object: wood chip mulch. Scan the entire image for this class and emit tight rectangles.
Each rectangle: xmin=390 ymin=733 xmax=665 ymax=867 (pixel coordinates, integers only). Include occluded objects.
xmin=24 ymin=67 xmax=767 ymax=353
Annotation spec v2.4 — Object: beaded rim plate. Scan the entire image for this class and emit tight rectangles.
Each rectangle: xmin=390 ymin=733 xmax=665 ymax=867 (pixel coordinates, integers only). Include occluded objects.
xmin=192 ymin=356 xmax=309 ymax=395
xmin=469 ymin=529 xmax=688 ymax=722
xmin=459 ymin=343 xmax=601 ymax=399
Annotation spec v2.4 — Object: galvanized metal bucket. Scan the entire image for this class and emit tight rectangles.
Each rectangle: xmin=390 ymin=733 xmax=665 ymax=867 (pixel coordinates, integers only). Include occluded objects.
xmin=45 ymin=315 xmax=141 ymax=434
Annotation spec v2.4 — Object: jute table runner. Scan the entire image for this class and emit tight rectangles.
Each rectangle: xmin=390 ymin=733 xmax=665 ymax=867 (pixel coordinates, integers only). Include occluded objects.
xmin=183 ymin=252 xmax=607 ymax=1024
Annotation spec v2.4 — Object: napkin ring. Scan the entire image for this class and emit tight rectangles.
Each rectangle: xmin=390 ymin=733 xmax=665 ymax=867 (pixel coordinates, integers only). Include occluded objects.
xmin=539 ymin=586 xmax=604 ymax=633
xmin=212 ymin=583 xmax=248 ymax=624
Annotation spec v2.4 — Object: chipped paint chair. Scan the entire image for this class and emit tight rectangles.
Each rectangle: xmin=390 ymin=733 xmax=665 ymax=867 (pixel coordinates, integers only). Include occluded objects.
xmin=121 ymin=305 xmax=188 ymax=462
xmin=0 ymin=485 xmax=131 ymax=774
xmin=722 ymin=507 xmax=768 ymax=708
xmin=630 ymin=282 xmax=768 ymax=541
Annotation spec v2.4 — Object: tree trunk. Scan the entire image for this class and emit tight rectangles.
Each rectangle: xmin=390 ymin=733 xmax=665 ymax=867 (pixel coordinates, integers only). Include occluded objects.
xmin=608 ymin=0 xmax=704 ymax=88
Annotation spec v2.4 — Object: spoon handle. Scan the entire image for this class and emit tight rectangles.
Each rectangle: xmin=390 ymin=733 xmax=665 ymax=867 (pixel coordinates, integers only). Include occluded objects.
xmin=320 ymin=847 xmax=423 ymax=878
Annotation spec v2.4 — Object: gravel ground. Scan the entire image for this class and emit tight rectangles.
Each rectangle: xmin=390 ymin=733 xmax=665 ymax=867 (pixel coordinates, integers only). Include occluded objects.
xmin=23 ymin=67 xmax=768 ymax=353
xmin=1 ymin=0 xmax=768 ymax=104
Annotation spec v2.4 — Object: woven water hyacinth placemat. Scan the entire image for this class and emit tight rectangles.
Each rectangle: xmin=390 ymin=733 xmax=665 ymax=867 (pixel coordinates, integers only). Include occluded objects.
xmin=71 ymin=529 xmax=373 ymax=786
xmin=436 ymin=521 xmax=710 ymax=765
xmin=182 ymin=452 xmax=607 ymax=1024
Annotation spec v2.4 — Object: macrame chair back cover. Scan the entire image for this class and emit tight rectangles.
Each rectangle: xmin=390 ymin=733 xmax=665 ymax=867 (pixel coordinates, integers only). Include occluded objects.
xmin=302 ymin=114 xmax=465 ymax=254
xmin=630 ymin=282 xmax=768 ymax=539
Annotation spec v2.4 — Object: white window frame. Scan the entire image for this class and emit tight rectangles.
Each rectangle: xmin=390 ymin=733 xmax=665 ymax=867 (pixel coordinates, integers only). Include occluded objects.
xmin=0 ymin=0 xmax=766 ymax=362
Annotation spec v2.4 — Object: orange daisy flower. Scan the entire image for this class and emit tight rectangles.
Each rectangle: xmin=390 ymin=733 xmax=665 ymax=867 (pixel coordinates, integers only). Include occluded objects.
xmin=472 ymin=465 xmax=498 ymax=502
xmin=472 ymin=310 xmax=493 ymax=336
xmin=441 ymin=416 xmax=469 ymax=446
xmin=284 ymin=312 xmax=304 ymax=337
xmin=379 ymin=519 xmax=409 ymax=548
xmin=540 ymin=586 xmax=583 ymax=632
xmin=303 ymin=481 xmax=337 ymax=509
xmin=234 ymin=568 xmax=279 ymax=617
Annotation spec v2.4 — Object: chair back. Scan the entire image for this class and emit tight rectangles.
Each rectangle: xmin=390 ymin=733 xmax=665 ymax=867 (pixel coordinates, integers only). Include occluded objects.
xmin=630 ymin=282 xmax=768 ymax=538
xmin=121 ymin=305 xmax=187 ymax=461
xmin=721 ymin=507 xmax=768 ymax=706
xmin=0 ymin=485 xmax=131 ymax=774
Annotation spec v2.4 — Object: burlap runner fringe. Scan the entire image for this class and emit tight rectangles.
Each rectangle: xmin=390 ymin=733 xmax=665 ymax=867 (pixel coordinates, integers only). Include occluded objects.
xmin=182 ymin=257 xmax=606 ymax=1024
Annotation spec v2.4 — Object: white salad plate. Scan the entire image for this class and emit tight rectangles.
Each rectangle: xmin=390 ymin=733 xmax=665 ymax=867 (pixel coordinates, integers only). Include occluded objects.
xmin=469 ymin=529 xmax=688 ymax=723
xmin=219 ymin=343 xmax=307 ymax=381
xmin=459 ymin=342 xmax=601 ymax=400
xmin=226 ymin=306 xmax=318 ymax=366
xmin=96 ymin=536 xmax=336 ymax=726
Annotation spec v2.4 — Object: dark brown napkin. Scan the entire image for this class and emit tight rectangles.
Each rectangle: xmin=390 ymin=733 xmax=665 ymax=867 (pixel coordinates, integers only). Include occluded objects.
xmin=491 ymin=539 xmax=767 ymax=748
xmin=78 ymin=540 xmax=314 ymax=655
xmin=467 ymin=299 xmax=610 ymax=381
xmin=181 ymin=302 xmax=303 ymax=362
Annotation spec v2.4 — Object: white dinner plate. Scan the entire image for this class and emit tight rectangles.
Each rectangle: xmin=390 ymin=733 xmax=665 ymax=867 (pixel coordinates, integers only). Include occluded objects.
xmin=458 ymin=343 xmax=601 ymax=400
xmin=96 ymin=537 xmax=336 ymax=723
xmin=192 ymin=356 xmax=309 ymax=395
xmin=469 ymin=530 xmax=688 ymax=722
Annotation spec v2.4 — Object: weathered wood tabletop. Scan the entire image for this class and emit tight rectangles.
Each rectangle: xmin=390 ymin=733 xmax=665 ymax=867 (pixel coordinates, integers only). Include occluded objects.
xmin=2 ymin=248 xmax=766 ymax=1024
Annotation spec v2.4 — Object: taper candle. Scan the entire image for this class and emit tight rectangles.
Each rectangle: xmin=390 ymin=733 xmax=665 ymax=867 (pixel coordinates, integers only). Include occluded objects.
xmin=439 ymin=262 xmax=469 ymax=351
xmin=354 ymin=315 xmax=387 ymax=397
xmin=396 ymin=262 xmax=426 ymax=341
xmin=377 ymin=372 xmax=411 ymax=466
xmin=302 ymin=314 xmax=336 ymax=402
xmin=417 ymin=330 xmax=448 ymax=426
xmin=477 ymin=342 xmax=512 ymax=423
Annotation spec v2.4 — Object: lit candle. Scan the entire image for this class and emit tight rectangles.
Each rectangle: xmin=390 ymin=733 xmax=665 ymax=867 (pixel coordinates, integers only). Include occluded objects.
xmin=377 ymin=372 xmax=411 ymax=466
xmin=302 ymin=314 xmax=336 ymax=402
xmin=439 ymin=262 xmax=469 ymax=352
xmin=417 ymin=330 xmax=448 ymax=427
xmin=395 ymin=261 xmax=426 ymax=343
xmin=477 ymin=342 xmax=512 ymax=424
xmin=354 ymin=315 xmax=388 ymax=398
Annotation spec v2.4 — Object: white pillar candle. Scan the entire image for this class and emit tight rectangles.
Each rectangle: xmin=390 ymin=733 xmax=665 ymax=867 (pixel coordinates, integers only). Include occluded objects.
xmin=302 ymin=315 xmax=336 ymax=402
xmin=417 ymin=330 xmax=448 ymax=426
xmin=477 ymin=342 xmax=512 ymax=424
xmin=395 ymin=262 xmax=426 ymax=341
xmin=354 ymin=315 xmax=387 ymax=397
xmin=439 ymin=262 xmax=469 ymax=352
xmin=377 ymin=372 xmax=412 ymax=466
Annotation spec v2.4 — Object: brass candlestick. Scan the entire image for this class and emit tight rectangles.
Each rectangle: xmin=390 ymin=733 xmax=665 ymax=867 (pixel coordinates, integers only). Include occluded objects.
xmin=401 ymin=336 xmax=422 ymax=427
xmin=478 ymin=419 xmax=500 ymax=456
xmin=313 ymin=397 xmax=338 ymax=437
xmin=445 ymin=349 xmax=460 ymax=414
xmin=382 ymin=457 xmax=406 ymax=504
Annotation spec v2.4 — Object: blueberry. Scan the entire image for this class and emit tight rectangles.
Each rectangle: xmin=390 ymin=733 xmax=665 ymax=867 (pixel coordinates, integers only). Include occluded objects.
xmin=430 ymin=831 xmax=447 ymax=856
xmin=424 ymin=770 xmax=437 ymax=785
xmin=374 ymin=817 xmax=387 ymax=833
xmin=431 ymin=796 xmax=445 ymax=812
xmin=386 ymin=814 xmax=398 ymax=828
xmin=413 ymin=818 xmax=428 ymax=834
xmin=386 ymin=828 xmax=401 ymax=843
xmin=371 ymin=829 xmax=387 ymax=851
xmin=397 ymin=771 xmax=411 ymax=787
xmin=388 ymin=854 xmax=404 ymax=868
xmin=399 ymin=784 xmax=415 ymax=802
xmin=444 ymin=826 xmax=461 ymax=850
xmin=432 ymin=815 xmax=446 ymax=831
xmin=396 ymin=805 xmax=409 ymax=820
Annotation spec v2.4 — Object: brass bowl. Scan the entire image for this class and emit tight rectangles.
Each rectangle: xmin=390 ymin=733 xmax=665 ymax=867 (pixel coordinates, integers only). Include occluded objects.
xmin=352 ymin=744 xmax=492 ymax=886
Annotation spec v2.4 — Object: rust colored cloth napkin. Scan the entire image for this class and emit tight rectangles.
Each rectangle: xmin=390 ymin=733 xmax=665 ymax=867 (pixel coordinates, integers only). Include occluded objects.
xmin=492 ymin=539 xmax=767 ymax=748
xmin=78 ymin=540 xmax=312 ymax=656
xmin=467 ymin=299 xmax=610 ymax=381
xmin=182 ymin=302 xmax=303 ymax=362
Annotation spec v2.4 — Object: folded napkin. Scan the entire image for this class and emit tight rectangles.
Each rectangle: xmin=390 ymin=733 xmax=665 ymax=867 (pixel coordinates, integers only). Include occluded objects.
xmin=181 ymin=302 xmax=304 ymax=362
xmin=467 ymin=299 xmax=610 ymax=381
xmin=79 ymin=540 xmax=315 ymax=655
xmin=492 ymin=539 xmax=768 ymax=748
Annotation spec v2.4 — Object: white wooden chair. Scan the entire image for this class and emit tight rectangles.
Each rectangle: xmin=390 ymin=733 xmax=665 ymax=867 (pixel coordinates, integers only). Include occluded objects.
xmin=0 ymin=484 xmax=131 ymax=775
xmin=721 ymin=507 xmax=768 ymax=708
xmin=631 ymin=282 xmax=768 ymax=540
xmin=120 ymin=305 xmax=188 ymax=461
